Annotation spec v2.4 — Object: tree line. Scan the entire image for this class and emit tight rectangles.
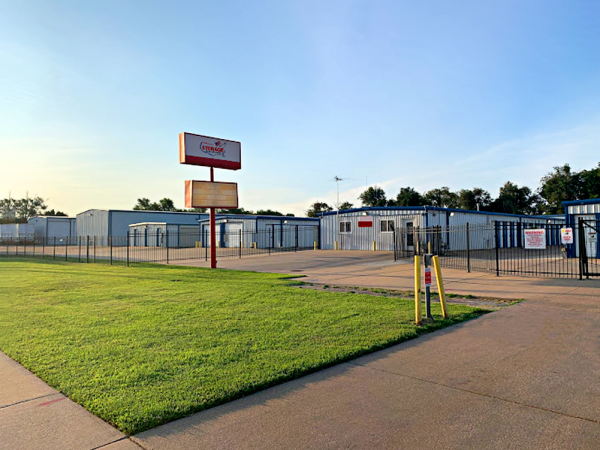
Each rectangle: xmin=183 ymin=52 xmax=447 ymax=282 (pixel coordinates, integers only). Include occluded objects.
xmin=132 ymin=198 xmax=295 ymax=217
xmin=0 ymin=194 xmax=67 ymax=224
xmin=306 ymin=163 xmax=600 ymax=217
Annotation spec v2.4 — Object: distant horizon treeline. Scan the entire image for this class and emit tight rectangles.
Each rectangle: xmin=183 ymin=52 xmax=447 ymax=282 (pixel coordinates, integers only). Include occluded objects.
xmin=3 ymin=163 xmax=598 ymax=223
xmin=0 ymin=194 xmax=66 ymax=224
xmin=306 ymin=163 xmax=600 ymax=217
xmin=132 ymin=198 xmax=295 ymax=217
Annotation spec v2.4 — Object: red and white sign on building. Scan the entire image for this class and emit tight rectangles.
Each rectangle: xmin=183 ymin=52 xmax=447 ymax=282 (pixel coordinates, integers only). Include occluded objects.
xmin=524 ymin=229 xmax=546 ymax=249
xmin=179 ymin=132 xmax=241 ymax=170
xmin=358 ymin=217 xmax=373 ymax=228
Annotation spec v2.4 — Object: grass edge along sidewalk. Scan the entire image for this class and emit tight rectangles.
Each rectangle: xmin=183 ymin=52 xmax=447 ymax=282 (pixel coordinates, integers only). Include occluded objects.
xmin=0 ymin=258 xmax=488 ymax=435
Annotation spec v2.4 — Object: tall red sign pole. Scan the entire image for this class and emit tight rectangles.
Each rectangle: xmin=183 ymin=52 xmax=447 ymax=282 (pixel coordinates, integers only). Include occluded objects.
xmin=210 ymin=167 xmax=217 ymax=269
xmin=180 ymin=132 xmax=241 ymax=270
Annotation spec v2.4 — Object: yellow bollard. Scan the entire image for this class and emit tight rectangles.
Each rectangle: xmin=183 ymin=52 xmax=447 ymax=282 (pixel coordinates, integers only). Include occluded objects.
xmin=432 ymin=255 xmax=448 ymax=318
xmin=372 ymin=241 xmax=376 ymax=251
xmin=335 ymin=241 xmax=339 ymax=251
xmin=428 ymin=241 xmax=432 ymax=254
xmin=195 ymin=241 xmax=199 ymax=248
xmin=415 ymin=255 xmax=422 ymax=325
xmin=314 ymin=241 xmax=318 ymax=250
xmin=253 ymin=242 xmax=257 ymax=249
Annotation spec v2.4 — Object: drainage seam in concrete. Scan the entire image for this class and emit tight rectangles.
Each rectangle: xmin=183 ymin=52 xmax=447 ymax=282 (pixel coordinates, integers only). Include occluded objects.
xmin=0 ymin=392 xmax=59 ymax=410
xmin=91 ymin=437 xmax=147 ymax=450
xmin=347 ymin=361 xmax=600 ymax=426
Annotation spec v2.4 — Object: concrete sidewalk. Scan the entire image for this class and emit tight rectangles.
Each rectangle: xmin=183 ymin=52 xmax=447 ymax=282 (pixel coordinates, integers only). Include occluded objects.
xmin=0 ymin=351 xmax=140 ymax=449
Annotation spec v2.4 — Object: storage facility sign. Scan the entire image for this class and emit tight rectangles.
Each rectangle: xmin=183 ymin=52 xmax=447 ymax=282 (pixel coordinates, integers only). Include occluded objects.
xmin=185 ymin=180 xmax=239 ymax=209
xmin=179 ymin=132 xmax=241 ymax=170
xmin=524 ymin=229 xmax=546 ymax=249
xmin=358 ymin=217 xmax=373 ymax=228
xmin=560 ymin=228 xmax=573 ymax=245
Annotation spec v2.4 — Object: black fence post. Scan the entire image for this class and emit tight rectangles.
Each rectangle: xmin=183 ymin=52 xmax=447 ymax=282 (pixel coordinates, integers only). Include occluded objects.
xmin=295 ymin=225 xmax=298 ymax=252
xmin=239 ymin=229 xmax=242 ymax=258
xmin=53 ymin=237 xmax=56 ymax=259
xmin=166 ymin=230 xmax=169 ymax=264
xmin=393 ymin=229 xmax=397 ymax=261
xmin=65 ymin=237 xmax=69 ymax=261
xmin=78 ymin=237 xmax=82 ymax=262
xmin=494 ymin=221 xmax=499 ymax=277
xmin=466 ymin=223 xmax=471 ymax=273
xmin=86 ymin=236 xmax=90 ymax=263
xmin=578 ymin=218 xmax=585 ymax=280
xmin=204 ymin=229 xmax=208 ymax=261
xmin=126 ymin=231 xmax=130 ymax=267
xmin=93 ymin=236 xmax=96 ymax=263
xmin=110 ymin=237 xmax=113 ymax=265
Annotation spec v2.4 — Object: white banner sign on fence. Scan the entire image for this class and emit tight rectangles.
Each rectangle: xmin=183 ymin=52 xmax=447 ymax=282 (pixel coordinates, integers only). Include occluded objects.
xmin=524 ymin=229 xmax=546 ymax=249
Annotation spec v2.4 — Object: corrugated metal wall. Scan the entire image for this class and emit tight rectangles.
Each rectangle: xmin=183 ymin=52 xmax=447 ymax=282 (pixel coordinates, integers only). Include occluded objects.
xmin=199 ymin=216 xmax=319 ymax=249
xmin=111 ymin=211 xmax=207 ymax=238
xmin=28 ymin=217 xmax=76 ymax=239
xmin=77 ymin=210 xmax=109 ymax=238
xmin=320 ymin=209 xmax=425 ymax=251
xmin=320 ymin=208 xmax=566 ymax=251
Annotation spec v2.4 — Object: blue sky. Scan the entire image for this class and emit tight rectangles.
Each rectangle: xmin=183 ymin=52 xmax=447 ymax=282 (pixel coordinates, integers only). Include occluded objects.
xmin=1 ymin=0 xmax=599 ymax=216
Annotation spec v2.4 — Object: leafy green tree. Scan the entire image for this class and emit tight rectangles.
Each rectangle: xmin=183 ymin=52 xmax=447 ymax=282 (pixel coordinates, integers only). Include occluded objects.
xmin=285 ymin=213 xmax=295 ymax=217
xmin=338 ymin=201 xmax=354 ymax=211
xmin=15 ymin=194 xmax=47 ymax=222
xmin=457 ymin=188 xmax=492 ymax=211
xmin=491 ymin=182 xmax=541 ymax=215
xmin=395 ymin=187 xmax=424 ymax=207
xmin=538 ymin=164 xmax=582 ymax=214
xmin=307 ymin=202 xmax=333 ymax=217
xmin=43 ymin=209 xmax=68 ymax=217
xmin=358 ymin=186 xmax=387 ymax=207
xmin=217 ymin=207 xmax=253 ymax=215
xmin=423 ymin=187 xmax=458 ymax=208
xmin=133 ymin=197 xmax=177 ymax=212
xmin=256 ymin=209 xmax=283 ymax=216
xmin=158 ymin=198 xmax=176 ymax=211
xmin=133 ymin=198 xmax=158 ymax=211
xmin=0 ymin=194 xmax=17 ymax=224
xmin=578 ymin=163 xmax=600 ymax=200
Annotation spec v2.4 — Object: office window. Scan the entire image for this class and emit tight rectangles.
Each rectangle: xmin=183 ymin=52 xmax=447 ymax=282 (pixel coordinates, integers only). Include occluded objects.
xmin=339 ymin=221 xmax=352 ymax=233
xmin=381 ymin=220 xmax=395 ymax=233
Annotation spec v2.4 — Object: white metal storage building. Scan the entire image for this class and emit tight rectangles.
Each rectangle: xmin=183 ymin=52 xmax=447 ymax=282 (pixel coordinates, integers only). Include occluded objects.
xmin=0 ymin=223 xmax=35 ymax=241
xmin=28 ymin=216 xmax=76 ymax=239
xmin=128 ymin=222 xmax=203 ymax=248
xmin=76 ymin=209 xmax=209 ymax=238
xmin=198 ymin=215 xmax=319 ymax=249
xmin=319 ymin=206 xmax=565 ymax=251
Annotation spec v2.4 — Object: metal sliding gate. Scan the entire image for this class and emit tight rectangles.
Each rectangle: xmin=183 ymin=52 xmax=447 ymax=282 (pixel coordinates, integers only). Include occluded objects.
xmin=394 ymin=221 xmax=593 ymax=279
xmin=579 ymin=218 xmax=600 ymax=278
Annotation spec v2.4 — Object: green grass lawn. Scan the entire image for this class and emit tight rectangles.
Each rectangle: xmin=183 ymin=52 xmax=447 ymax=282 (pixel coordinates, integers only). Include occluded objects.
xmin=0 ymin=258 xmax=487 ymax=434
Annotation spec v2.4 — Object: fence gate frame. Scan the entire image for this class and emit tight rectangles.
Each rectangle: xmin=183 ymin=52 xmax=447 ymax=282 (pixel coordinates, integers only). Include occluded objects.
xmin=579 ymin=218 xmax=600 ymax=279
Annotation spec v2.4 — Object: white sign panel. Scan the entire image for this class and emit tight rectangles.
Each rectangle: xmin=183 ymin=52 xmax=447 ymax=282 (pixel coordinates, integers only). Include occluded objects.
xmin=560 ymin=228 xmax=573 ymax=245
xmin=179 ymin=132 xmax=241 ymax=170
xmin=524 ymin=229 xmax=546 ymax=249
